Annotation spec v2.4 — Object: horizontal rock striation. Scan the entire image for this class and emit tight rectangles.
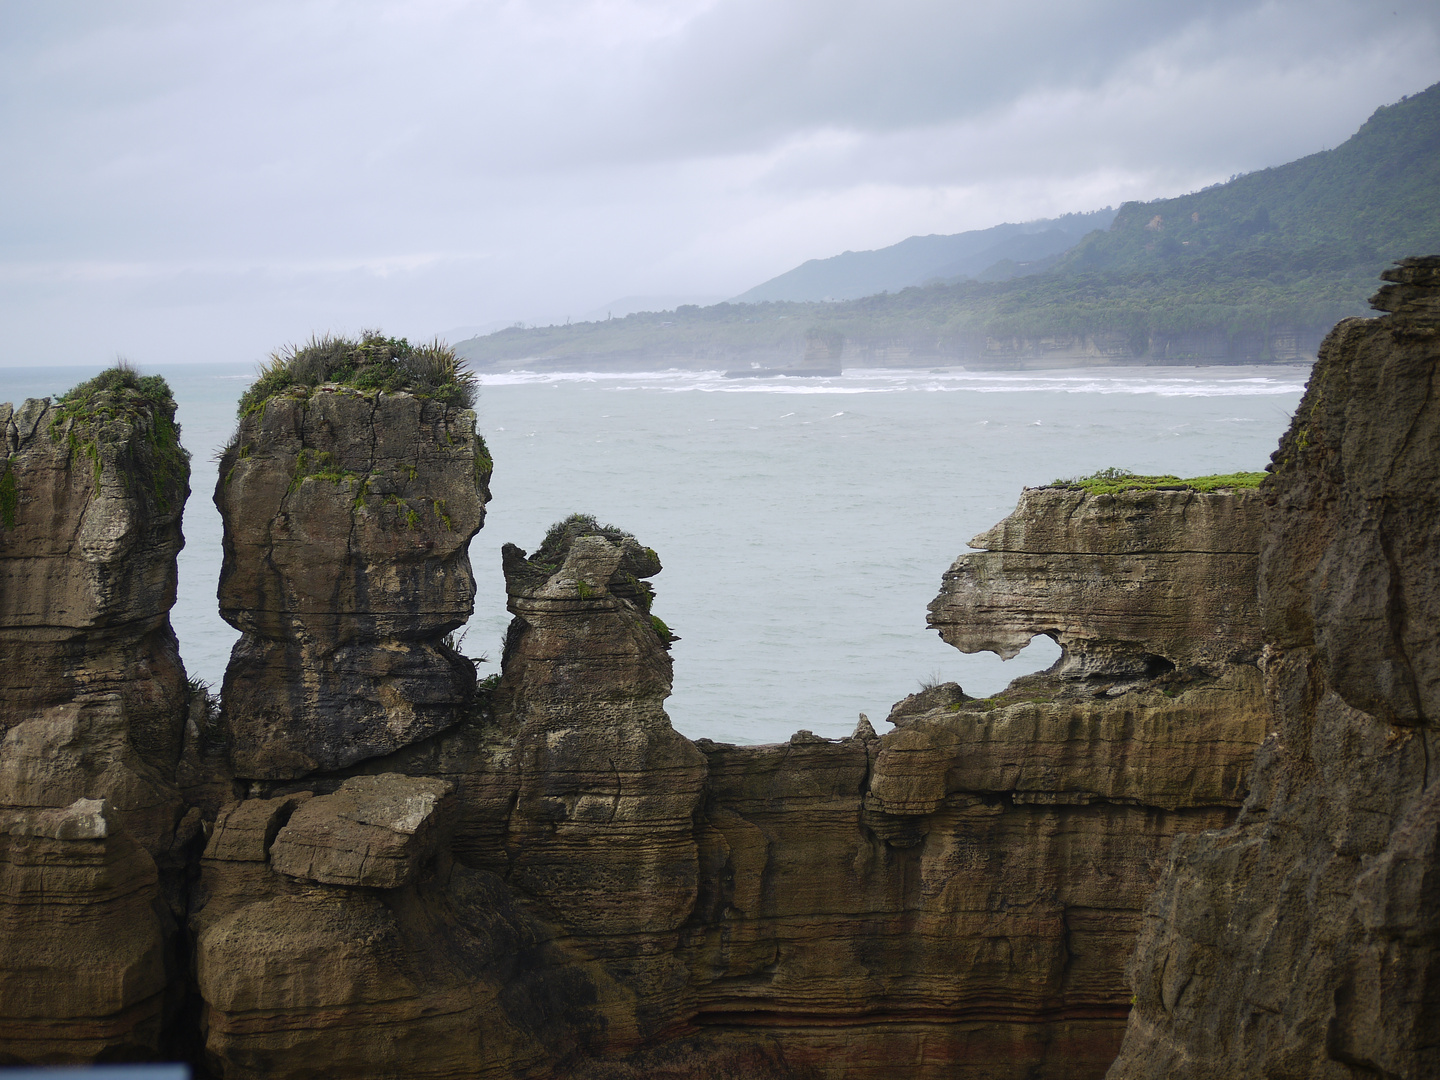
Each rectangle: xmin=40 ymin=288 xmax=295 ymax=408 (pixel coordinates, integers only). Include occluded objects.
xmin=929 ymin=486 xmax=1265 ymax=677
xmin=185 ymin=476 xmax=1271 ymax=1078
xmin=0 ymin=376 xmax=192 ymax=1063
xmin=192 ymin=773 xmax=601 ymax=1080
xmin=671 ymin=662 xmax=1265 ymax=1080
xmin=25 ymin=279 xmax=1438 ymax=1078
xmin=214 ymin=387 xmax=491 ymax=779
xmin=1108 ymin=256 xmax=1440 ymax=1080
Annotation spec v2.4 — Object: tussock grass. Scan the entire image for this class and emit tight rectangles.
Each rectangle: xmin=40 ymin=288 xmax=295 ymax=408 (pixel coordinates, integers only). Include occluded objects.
xmin=237 ymin=331 xmax=476 ymax=417
xmin=45 ymin=362 xmax=189 ymax=510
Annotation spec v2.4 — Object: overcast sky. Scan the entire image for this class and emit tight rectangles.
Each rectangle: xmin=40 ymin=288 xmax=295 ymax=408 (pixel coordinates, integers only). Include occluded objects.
xmin=1 ymin=0 xmax=1436 ymax=367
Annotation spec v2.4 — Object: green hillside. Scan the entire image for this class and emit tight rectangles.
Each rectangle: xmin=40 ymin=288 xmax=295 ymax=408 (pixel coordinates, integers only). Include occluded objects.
xmin=458 ymin=83 xmax=1440 ymax=371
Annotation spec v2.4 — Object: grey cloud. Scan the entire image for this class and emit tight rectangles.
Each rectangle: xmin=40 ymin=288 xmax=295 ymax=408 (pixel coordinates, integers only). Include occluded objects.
xmin=0 ymin=0 xmax=1437 ymax=366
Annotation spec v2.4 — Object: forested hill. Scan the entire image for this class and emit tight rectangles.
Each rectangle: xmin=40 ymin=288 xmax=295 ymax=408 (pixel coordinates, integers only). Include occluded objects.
xmin=1060 ymin=82 xmax=1440 ymax=282
xmin=457 ymin=83 xmax=1440 ymax=371
xmin=731 ymin=208 xmax=1118 ymax=303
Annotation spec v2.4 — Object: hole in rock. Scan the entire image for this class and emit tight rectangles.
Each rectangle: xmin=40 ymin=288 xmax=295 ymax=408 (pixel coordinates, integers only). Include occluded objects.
xmin=937 ymin=632 xmax=1064 ymax=701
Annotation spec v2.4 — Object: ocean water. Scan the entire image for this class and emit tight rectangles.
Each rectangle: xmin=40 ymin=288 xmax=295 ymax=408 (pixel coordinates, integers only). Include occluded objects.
xmin=2 ymin=363 xmax=1309 ymax=744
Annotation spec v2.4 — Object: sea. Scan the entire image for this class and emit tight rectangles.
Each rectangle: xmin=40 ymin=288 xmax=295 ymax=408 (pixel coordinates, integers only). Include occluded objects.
xmin=2 ymin=363 xmax=1310 ymax=745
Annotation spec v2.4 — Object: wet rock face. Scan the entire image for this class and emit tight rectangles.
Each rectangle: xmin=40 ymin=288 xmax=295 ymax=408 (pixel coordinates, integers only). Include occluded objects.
xmin=1109 ymin=257 xmax=1440 ymax=1080
xmin=214 ymin=388 xmax=491 ymax=779
xmin=929 ymin=487 xmax=1265 ymax=677
xmin=0 ymin=382 xmax=190 ymax=1063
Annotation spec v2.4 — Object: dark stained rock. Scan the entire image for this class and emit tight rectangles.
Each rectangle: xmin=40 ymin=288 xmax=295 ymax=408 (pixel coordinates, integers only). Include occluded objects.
xmin=0 ymin=798 xmax=171 ymax=1064
xmin=1108 ymin=256 xmax=1440 ymax=1080
xmin=193 ymin=837 xmax=606 ymax=1080
xmin=214 ymin=387 xmax=491 ymax=779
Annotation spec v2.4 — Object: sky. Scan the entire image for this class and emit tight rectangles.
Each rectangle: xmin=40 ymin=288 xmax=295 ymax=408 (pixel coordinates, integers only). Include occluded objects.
xmin=1 ymin=0 xmax=1437 ymax=368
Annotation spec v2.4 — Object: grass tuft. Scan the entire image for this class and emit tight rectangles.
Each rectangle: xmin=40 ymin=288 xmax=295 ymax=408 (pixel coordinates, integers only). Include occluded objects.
xmin=236 ymin=331 xmax=477 ymax=417
xmin=46 ymin=363 xmax=189 ymax=509
xmin=1047 ymin=466 xmax=1266 ymax=495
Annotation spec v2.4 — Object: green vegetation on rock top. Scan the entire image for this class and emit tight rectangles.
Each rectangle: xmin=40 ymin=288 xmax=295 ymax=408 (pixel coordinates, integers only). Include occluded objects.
xmin=53 ymin=363 xmax=176 ymax=418
xmin=238 ymin=331 xmax=477 ymax=417
xmin=45 ymin=363 xmax=190 ymax=511
xmin=1046 ymin=466 xmax=1266 ymax=495
xmin=532 ymin=513 xmax=640 ymax=567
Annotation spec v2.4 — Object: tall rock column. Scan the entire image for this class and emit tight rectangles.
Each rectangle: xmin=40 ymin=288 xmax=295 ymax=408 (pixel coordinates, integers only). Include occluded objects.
xmin=0 ymin=372 xmax=191 ymax=1062
xmin=214 ymin=386 xmax=490 ymax=779
xmin=493 ymin=518 xmax=707 ymax=1043
xmin=1109 ymin=257 xmax=1440 ymax=1080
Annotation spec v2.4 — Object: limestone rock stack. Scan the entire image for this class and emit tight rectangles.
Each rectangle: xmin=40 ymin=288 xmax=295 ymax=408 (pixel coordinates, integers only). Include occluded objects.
xmin=213 ymin=387 xmax=490 ymax=778
xmin=491 ymin=523 xmax=708 ymax=1043
xmin=0 ymin=375 xmax=191 ymax=1062
xmin=1107 ymin=256 xmax=1440 ymax=1079
xmin=6 ymin=260 xmax=1437 ymax=1078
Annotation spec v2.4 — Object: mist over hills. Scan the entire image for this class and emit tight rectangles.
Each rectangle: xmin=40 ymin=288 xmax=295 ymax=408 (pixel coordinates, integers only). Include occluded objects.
xmin=731 ymin=209 xmax=1118 ymax=303
xmin=456 ymin=82 xmax=1440 ymax=372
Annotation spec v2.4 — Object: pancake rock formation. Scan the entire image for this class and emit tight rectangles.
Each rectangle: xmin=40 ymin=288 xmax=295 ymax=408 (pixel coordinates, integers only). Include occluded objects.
xmin=0 ymin=374 xmax=192 ymax=1063
xmin=665 ymin=486 xmax=1269 ymax=1079
xmin=929 ymin=485 xmax=1266 ymax=677
xmin=214 ymin=386 xmax=491 ymax=778
xmin=1108 ymin=255 xmax=1440 ymax=1079
xmin=9 ymin=261 xmax=1438 ymax=1077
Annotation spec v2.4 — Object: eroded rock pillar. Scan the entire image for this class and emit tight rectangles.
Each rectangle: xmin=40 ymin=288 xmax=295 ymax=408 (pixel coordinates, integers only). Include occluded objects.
xmin=0 ymin=377 xmax=191 ymax=1062
xmin=214 ymin=387 xmax=491 ymax=779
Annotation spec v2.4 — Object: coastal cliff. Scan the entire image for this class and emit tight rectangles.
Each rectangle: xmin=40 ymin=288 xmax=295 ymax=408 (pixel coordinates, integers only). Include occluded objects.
xmin=1107 ymin=256 xmax=1440 ymax=1079
xmin=187 ymin=450 xmax=1269 ymax=1078
xmin=2 ymin=260 xmax=1435 ymax=1077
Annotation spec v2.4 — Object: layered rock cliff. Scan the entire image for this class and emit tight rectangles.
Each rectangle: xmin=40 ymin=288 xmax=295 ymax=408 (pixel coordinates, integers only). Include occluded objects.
xmin=659 ymin=485 xmax=1267 ymax=1079
xmin=0 ymin=371 xmax=192 ymax=1063
xmin=214 ymin=385 xmax=490 ymax=778
xmin=1107 ymin=256 xmax=1440 ymax=1079
xmin=8 ymin=261 xmax=1435 ymax=1077
xmin=929 ymin=485 xmax=1265 ymax=677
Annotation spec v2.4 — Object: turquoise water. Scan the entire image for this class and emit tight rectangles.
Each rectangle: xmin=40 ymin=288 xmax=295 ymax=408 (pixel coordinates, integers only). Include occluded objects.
xmin=2 ymin=363 xmax=1308 ymax=744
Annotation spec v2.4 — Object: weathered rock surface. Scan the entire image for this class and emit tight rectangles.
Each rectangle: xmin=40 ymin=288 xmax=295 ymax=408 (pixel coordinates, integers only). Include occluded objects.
xmin=0 ymin=389 xmax=191 ymax=851
xmin=0 ymin=381 xmax=190 ymax=1064
xmin=29 ymin=289 xmax=1440 ymax=1078
xmin=269 ymin=774 xmax=455 ymax=888
xmin=1109 ymin=256 xmax=1440 ymax=1080
xmin=193 ymin=775 xmax=604 ymax=1080
xmin=929 ymin=486 xmax=1265 ymax=677
xmin=0 ymin=798 xmax=171 ymax=1064
xmin=672 ymin=662 xmax=1265 ymax=1080
xmin=185 ymin=481 xmax=1271 ymax=1080
xmin=214 ymin=387 xmax=491 ymax=779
